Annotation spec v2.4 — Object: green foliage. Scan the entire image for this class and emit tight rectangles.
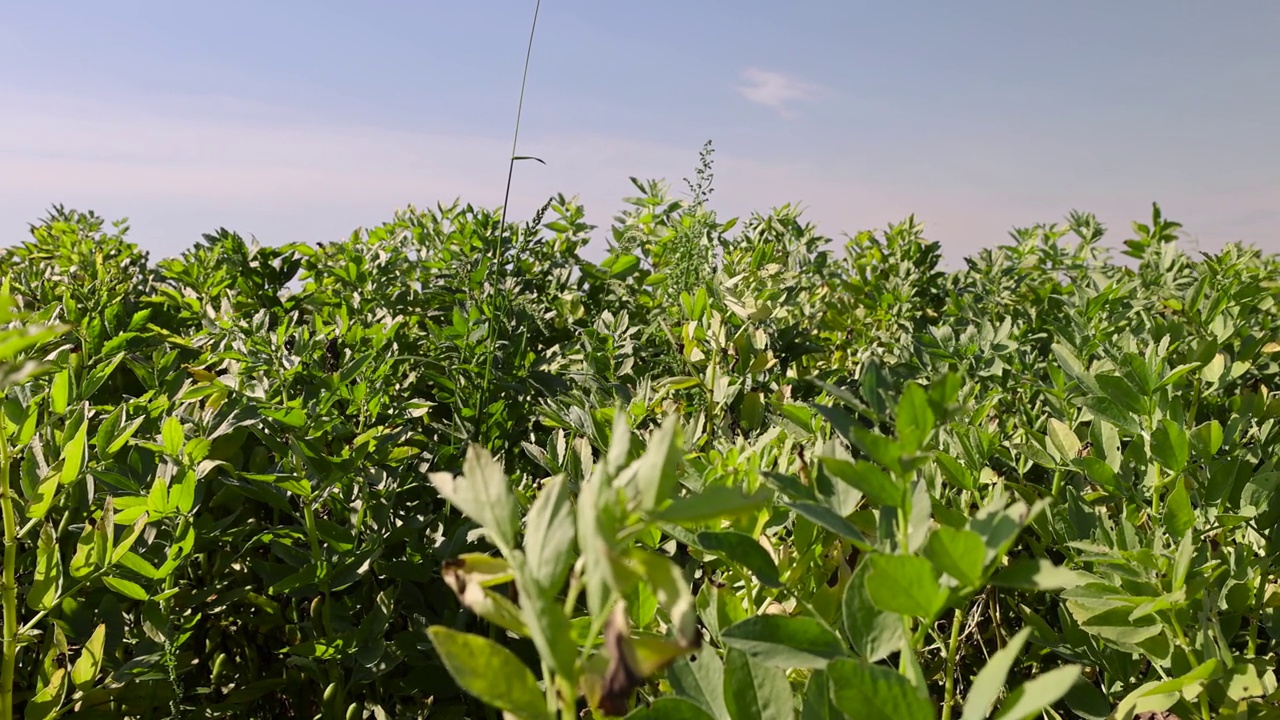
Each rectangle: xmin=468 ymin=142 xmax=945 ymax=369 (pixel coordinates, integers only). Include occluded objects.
xmin=0 ymin=146 xmax=1278 ymax=719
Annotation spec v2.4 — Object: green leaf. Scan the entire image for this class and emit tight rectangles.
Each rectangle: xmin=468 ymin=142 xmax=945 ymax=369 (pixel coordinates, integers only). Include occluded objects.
xmin=934 ymin=453 xmax=975 ymax=491
xmin=696 ymin=531 xmax=781 ymax=588
xmin=69 ymin=521 xmax=98 ymax=578
xmin=786 ymin=501 xmax=871 ymax=550
xmin=656 ymin=486 xmax=772 ymax=524
xmin=992 ymin=665 xmax=1082 ymax=720
xmin=1189 ymin=420 xmax=1223 ymax=459
xmin=821 ymin=457 xmax=902 ymax=508
xmin=1151 ymin=419 xmax=1189 ymax=473
xmin=59 ymin=405 xmax=88 ymax=486
xmin=722 ymin=648 xmax=793 ymax=720
xmin=628 ymin=550 xmax=697 ymax=644
xmin=625 ymin=698 xmax=716 ymax=720
xmin=28 ymin=523 xmax=62 ymax=611
xmin=109 ymin=512 xmax=149 ymax=565
xmin=866 ymin=554 xmax=946 ymax=620
xmin=24 ymin=667 xmax=67 ymax=720
xmin=522 ymin=473 xmax=576 ymax=595
xmin=721 ymin=615 xmax=847 ymax=669
xmin=961 ymin=627 xmax=1033 ymax=720
xmin=71 ymin=623 xmax=107 ymax=691
xmin=634 ymin=415 xmax=683 ymax=512
xmin=171 ymin=468 xmax=197 ymax=515
xmin=923 ymin=527 xmax=986 ymax=587
xmin=1051 ymin=343 xmax=1099 ymax=394
xmin=827 ymin=658 xmax=934 ymax=720
xmin=50 ymin=369 xmax=70 ymax=414
xmin=428 ymin=444 xmax=520 ymax=554
xmin=102 ymin=576 xmax=149 ymax=601
xmin=1045 ymin=419 xmax=1079 ymax=462
xmin=161 ymin=415 xmax=185 ymax=458
xmin=426 ymin=626 xmax=550 ymax=720
xmin=800 ymin=670 xmax=840 ymax=720
xmin=895 ymin=382 xmax=934 ymax=452
xmin=1161 ymin=477 xmax=1194 ymax=538
xmin=842 ymin=559 xmax=904 ymax=662
xmin=668 ymin=652 xmax=728 ymax=720
xmin=1079 ymin=395 xmax=1140 ymax=435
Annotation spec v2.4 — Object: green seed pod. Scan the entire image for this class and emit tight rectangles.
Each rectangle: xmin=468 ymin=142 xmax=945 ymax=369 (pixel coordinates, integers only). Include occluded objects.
xmin=310 ymin=596 xmax=323 ymax=621
xmin=345 ymin=702 xmax=359 ymax=720
xmin=323 ymin=682 xmax=338 ymax=704
xmin=210 ymin=652 xmax=228 ymax=684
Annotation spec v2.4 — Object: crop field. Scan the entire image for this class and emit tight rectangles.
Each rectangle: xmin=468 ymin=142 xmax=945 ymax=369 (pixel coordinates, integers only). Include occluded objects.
xmin=0 ymin=158 xmax=1277 ymax=719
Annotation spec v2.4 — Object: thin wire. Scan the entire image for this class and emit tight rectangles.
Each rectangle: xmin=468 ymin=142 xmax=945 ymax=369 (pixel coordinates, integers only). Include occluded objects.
xmin=478 ymin=0 xmax=542 ymax=449
xmin=499 ymin=0 xmax=543 ymax=232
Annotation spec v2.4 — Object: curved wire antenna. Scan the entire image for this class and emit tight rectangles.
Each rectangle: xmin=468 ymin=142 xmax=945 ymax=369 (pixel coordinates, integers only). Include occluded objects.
xmin=475 ymin=0 xmax=543 ymax=449
xmin=499 ymin=0 xmax=544 ymax=232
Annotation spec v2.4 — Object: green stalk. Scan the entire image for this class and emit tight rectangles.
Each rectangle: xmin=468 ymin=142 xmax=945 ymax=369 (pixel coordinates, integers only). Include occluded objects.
xmin=941 ymin=608 xmax=964 ymax=720
xmin=1 ymin=430 xmax=15 ymax=720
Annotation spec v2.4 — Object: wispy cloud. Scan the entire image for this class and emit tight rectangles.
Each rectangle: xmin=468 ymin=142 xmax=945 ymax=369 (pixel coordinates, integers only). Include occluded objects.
xmin=736 ymin=68 xmax=823 ymax=117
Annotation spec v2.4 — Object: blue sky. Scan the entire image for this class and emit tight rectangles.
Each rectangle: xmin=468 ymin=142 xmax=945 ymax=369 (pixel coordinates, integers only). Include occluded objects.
xmin=1 ymin=1 xmax=1276 ymax=264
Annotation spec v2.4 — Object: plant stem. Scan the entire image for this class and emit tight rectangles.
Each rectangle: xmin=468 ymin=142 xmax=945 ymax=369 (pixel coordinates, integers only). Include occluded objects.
xmin=941 ymin=608 xmax=963 ymax=720
xmin=0 ymin=430 xmax=15 ymax=720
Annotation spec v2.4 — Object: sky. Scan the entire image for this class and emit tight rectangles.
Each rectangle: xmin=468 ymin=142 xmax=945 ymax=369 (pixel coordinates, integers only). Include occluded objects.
xmin=1 ymin=1 xmax=1277 ymax=266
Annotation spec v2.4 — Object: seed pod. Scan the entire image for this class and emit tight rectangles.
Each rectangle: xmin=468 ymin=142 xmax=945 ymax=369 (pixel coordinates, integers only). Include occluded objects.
xmin=310 ymin=596 xmax=323 ymax=622
xmin=210 ymin=652 xmax=228 ymax=684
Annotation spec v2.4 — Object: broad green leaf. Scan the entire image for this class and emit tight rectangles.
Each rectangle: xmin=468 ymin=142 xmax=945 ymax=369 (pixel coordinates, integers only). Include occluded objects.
xmin=24 ymin=667 xmax=67 ymax=720
xmin=696 ymin=531 xmax=781 ymax=588
xmin=59 ymin=405 xmax=88 ymax=486
xmin=842 ymin=559 xmax=904 ymax=662
xmin=147 ymin=474 xmax=169 ymax=515
xmin=722 ymin=648 xmax=793 ymax=720
xmin=426 ymin=626 xmax=550 ymax=720
xmin=509 ymin=553 xmax=577 ymax=685
xmin=895 ymin=382 xmax=934 ymax=452
xmin=71 ymin=623 xmax=107 ymax=691
xmin=786 ymin=501 xmax=871 ymax=550
xmin=69 ymin=521 xmax=98 ymax=578
xmin=668 ymin=652 xmax=729 ymax=720
xmin=171 ymin=468 xmax=197 ymax=515
xmin=1151 ymin=419 xmax=1189 ymax=472
xmin=1051 ymin=343 xmax=1099 ymax=394
xmin=989 ymin=559 xmax=1088 ymax=591
xmin=934 ymin=453 xmax=975 ymax=491
xmin=628 ymin=549 xmax=697 ymax=644
xmin=51 ymin=369 xmax=70 ymax=414
xmin=923 ymin=527 xmax=986 ymax=587
xmin=161 ymin=415 xmax=184 ymax=458
xmin=992 ymin=665 xmax=1082 ymax=720
xmin=821 ymin=457 xmax=902 ymax=508
xmin=866 ymin=554 xmax=946 ymax=620
xmin=1079 ymin=395 xmax=1141 ymax=435
xmin=635 ymin=415 xmax=682 ymax=512
xmin=656 ymin=486 xmax=772 ymax=524
xmin=428 ymin=444 xmax=520 ymax=554
xmin=961 ymin=627 xmax=1032 ymax=720
xmin=1162 ymin=478 xmax=1194 ymax=538
xmin=721 ymin=615 xmax=847 ymax=669
xmin=28 ymin=523 xmax=61 ymax=611
xmin=800 ymin=670 xmax=840 ymax=720
xmin=102 ymin=576 xmax=149 ymax=601
xmin=624 ymin=698 xmax=716 ymax=720
xmin=523 ymin=473 xmax=576 ymax=595
xmin=109 ymin=512 xmax=149 ymax=565
xmin=1171 ymin=529 xmax=1194 ymax=592
xmin=1189 ymin=420 xmax=1223 ymax=459
xmin=827 ymin=658 xmax=934 ymax=720
xmin=1045 ymin=419 xmax=1079 ymax=462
